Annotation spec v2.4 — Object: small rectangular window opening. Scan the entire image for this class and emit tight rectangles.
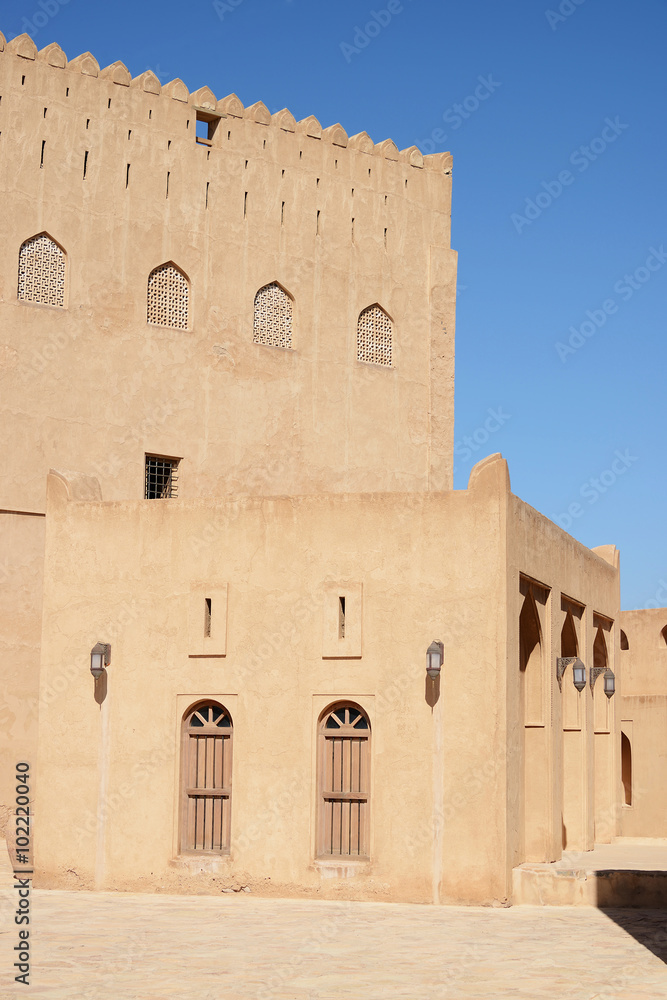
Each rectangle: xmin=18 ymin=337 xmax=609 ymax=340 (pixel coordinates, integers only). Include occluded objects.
xmin=66 ymin=87 xmax=69 ymax=97
xmin=166 ymin=171 xmax=170 ymax=198
xmin=186 ymin=119 xmax=190 ymax=129
xmin=351 ymin=218 xmax=355 ymax=242
xmin=128 ymin=129 xmax=132 ymax=140
xmin=207 ymin=150 xmax=210 ymax=160
xmin=204 ymin=598 xmax=212 ymax=638
xmin=206 ymin=182 xmax=210 ymax=208
xmin=83 ymin=150 xmax=89 ymax=179
xmin=384 ymin=194 xmax=387 ymax=205
xmin=227 ymin=130 xmax=231 ymax=140
xmin=405 ymin=178 xmax=408 ymax=188
xmin=316 ymin=177 xmax=320 ymax=187
xmin=21 ymin=75 xmax=26 ymax=86
xmin=149 ymin=109 xmax=152 ymax=119
xmin=384 ymin=227 xmax=387 ymax=248
xmin=317 ymin=210 xmax=320 ymax=235
xmin=245 ymin=159 xmax=248 ymax=169
xmin=338 ymin=597 xmax=346 ymax=639
xmin=335 ymin=159 xmax=338 ymax=168
xmin=126 ymin=163 xmax=130 ymax=188
xmin=263 ymin=138 xmax=266 ymax=149
xmin=167 ymin=139 xmax=171 ymax=150
xmin=281 ymin=201 xmax=285 ymax=225
xmin=195 ymin=111 xmax=219 ymax=145
xmin=244 ymin=191 xmax=248 ymax=218
xmin=107 ymin=98 xmax=111 ymax=109
xmin=299 ymin=150 xmax=302 ymax=159
xmin=43 ymin=107 xmax=47 ymax=118
xmin=281 ymin=169 xmax=285 ymax=178
xmin=86 ymin=118 xmax=90 ymax=130
xmin=145 ymin=456 xmax=179 ymax=499
xmin=40 ymin=139 xmax=45 ymax=168
xmin=368 ymin=168 xmax=371 ymax=176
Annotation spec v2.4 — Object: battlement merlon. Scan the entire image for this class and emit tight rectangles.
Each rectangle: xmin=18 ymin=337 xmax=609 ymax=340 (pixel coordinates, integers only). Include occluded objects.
xmin=0 ymin=30 xmax=453 ymax=232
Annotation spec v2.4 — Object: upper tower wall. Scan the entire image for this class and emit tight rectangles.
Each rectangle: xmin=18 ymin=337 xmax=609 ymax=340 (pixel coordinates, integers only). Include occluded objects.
xmin=0 ymin=32 xmax=457 ymax=508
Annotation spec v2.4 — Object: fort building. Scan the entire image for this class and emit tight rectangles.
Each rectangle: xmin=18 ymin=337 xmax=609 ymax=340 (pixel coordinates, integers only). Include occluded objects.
xmin=0 ymin=29 xmax=663 ymax=904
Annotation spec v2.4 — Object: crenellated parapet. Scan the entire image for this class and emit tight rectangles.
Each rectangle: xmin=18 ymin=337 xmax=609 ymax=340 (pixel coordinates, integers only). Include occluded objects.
xmin=0 ymin=30 xmax=451 ymax=171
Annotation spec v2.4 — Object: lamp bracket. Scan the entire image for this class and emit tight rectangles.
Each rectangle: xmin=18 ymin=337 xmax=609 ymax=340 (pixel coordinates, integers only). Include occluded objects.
xmin=590 ymin=665 xmax=605 ymax=691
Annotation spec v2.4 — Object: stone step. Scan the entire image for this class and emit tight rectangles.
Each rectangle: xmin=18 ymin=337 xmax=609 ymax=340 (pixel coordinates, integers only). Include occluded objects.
xmin=513 ymin=862 xmax=667 ymax=907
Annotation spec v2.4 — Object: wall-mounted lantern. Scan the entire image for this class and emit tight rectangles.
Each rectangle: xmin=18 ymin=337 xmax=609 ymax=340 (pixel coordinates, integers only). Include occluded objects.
xmin=426 ymin=641 xmax=444 ymax=680
xmin=603 ymin=668 xmax=615 ymax=698
xmin=557 ymin=656 xmax=587 ymax=692
xmin=90 ymin=642 xmax=111 ymax=679
xmin=572 ymin=660 xmax=587 ymax=692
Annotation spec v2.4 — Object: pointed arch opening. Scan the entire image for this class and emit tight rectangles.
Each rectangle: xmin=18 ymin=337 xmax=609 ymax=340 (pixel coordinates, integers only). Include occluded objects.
xmin=520 ymin=589 xmax=543 ymax=724
xmin=180 ymin=700 xmax=232 ymax=853
xmin=660 ymin=625 xmax=667 ymax=648
xmin=620 ymin=630 xmax=629 ymax=650
xmin=594 ymin=625 xmax=608 ymax=672
xmin=253 ymin=281 xmax=293 ymax=349
xmin=561 ymin=611 xmax=579 ymax=659
xmin=147 ymin=262 xmax=189 ymax=330
xmin=17 ymin=232 xmax=66 ymax=307
xmin=357 ymin=303 xmax=392 ymax=367
xmin=317 ymin=702 xmax=370 ymax=859
xmin=621 ymin=733 xmax=632 ymax=806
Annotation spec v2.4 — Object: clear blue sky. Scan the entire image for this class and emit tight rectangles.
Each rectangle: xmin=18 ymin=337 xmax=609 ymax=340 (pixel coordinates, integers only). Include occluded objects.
xmin=2 ymin=0 xmax=665 ymax=609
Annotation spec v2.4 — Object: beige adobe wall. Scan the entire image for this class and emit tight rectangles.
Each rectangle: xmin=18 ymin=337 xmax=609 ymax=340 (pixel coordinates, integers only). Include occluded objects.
xmin=618 ymin=608 xmax=667 ymax=837
xmin=0 ymin=32 xmax=456 ymax=513
xmin=0 ymin=511 xmax=45 ymax=839
xmin=35 ymin=466 xmax=513 ymax=905
xmin=506 ymin=494 xmax=620 ymax=865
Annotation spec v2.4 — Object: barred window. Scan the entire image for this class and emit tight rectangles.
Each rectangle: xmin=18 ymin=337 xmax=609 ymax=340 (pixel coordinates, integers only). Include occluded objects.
xmin=357 ymin=304 xmax=392 ymax=367
xmin=181 ymin=702 xmax=232 ymax=854
xmin=253 ymin=282 xmax=293 ymax=349
xmin=147 ymin=263 xmax=189 ymax=330
xmin=145 ymin=455 xmax=179 ymax=498
xmin=17 ymin=234 xmax=66 ymax=307
xmin=318 ymin=703 xmax=370 ymax=858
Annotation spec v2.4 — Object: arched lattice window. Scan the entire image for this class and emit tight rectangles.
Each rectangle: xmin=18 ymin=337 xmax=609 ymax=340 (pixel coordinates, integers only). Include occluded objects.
xmin=357 ymin=304 xmax=392 ymax=367
xmin=318 ymin=703 xmax=370 ymax=858
xmin=253 ymin=282 xmax=293 ymax=349
xmin=180 ymin=702 xmax=232 ymax=853
xmin=147 ymin=263 xmax=189 ymax=330
xmin=17 ymin=233 xmax=66 ymax=307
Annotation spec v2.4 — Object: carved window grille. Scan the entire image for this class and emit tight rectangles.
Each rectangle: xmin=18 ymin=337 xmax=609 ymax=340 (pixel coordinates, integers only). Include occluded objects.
xmin=145 ymin=455 xmax=179 ymax=499
xmin=17 ymin=234 xmax=65 ymax=307
xmin=181 ymin=702 xmax=232 ymax=853
xmin=147 ymin=264 xmax=189 ymax=330
xmin=318 ymin=704 xmax=370 ymax=858
xmin=253 ymin=283 xmax=293 ymax=349
xmin=357 ymin=305 xmax=392 ymax=367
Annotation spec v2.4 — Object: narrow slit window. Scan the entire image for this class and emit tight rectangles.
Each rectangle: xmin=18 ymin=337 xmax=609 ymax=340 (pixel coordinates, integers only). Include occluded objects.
xmin=43 ymin=107 xmax=47 ymax=118
xmin=128 ymin=130 xmax=132 ymax=140
xmin=107 ymin=98 xmax=111 ymax=109
xmin=317 ymin=210 xmax=320 ymax=235
xmin=244 ymin=191 xmax=247 ymax=218
xmin=206 ymin=182 xmax=209 ymax=208
xmin=126 ymin=163 xmax=130 ymax=188
xmin=351 ymin=218 xmax=355 ymax=242
xmin=384 ymin=228 xmax=387 ymax=248
xmin=166 ymin=171 xmax=170 ymax=198
xmin=338 ymin=597 xmax=346 ymax=639
xmin=83 ymin=151 xmax=89 ymax=179
xmin=281 ymin=201 xmax=285 ymax=225
xmin=40 ymin=140 xmax=45 ymax=168
xmin=86 ymin=119 xmax=90 ymax=129
xmin=204 ymin=598 xmax=212 ymax=638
